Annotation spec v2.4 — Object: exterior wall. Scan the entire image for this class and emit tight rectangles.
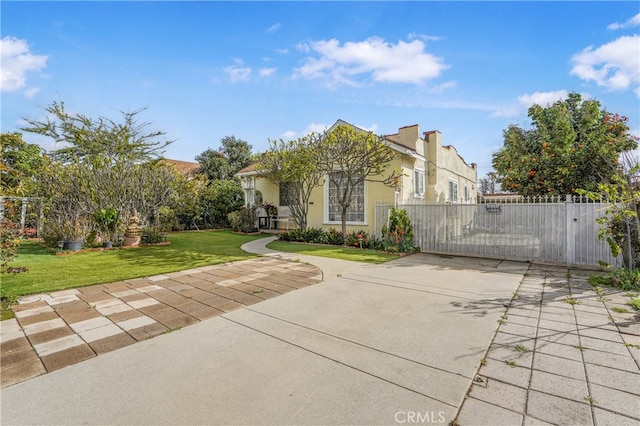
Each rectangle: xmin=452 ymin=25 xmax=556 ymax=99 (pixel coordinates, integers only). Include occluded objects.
xmin=424 ymin=131 xmax=477 ymax=204
xmin=239 ymin=122 xmax=478 ymax=233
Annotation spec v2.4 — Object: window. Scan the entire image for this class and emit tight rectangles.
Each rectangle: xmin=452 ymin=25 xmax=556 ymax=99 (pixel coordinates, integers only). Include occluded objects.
xmin=279 ymin=182 xmax=297 ymax=207
xmin=414 ymin=170 xmax=425 ymax=198
xmin=327 ymin=171 xmax=365 ymax=223
xmin=448 ymin=180 xmax=458 ymax=203
xmin=464 ymin=185 xmax=471 ymax=204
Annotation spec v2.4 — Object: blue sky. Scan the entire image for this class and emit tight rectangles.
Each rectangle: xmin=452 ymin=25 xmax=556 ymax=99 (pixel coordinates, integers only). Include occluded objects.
xmin=2 ymin=2 xmax=639 ymax=179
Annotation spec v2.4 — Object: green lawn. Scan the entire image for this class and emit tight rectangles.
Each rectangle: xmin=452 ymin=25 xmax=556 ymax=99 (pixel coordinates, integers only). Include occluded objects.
xmin=2 ymin=231 xmax=269 ymax=298
xmin=266 ymin=240 xmax=399 ymax=264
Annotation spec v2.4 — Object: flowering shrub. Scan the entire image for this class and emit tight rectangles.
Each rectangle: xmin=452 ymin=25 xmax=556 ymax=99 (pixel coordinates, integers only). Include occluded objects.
xmin=277 ymin=227 xmax=384 ymax=250
xmin=381 ymin=207 xmax=418 ymax=253
xmin=1 ymin=218 xmax=23 ymax=271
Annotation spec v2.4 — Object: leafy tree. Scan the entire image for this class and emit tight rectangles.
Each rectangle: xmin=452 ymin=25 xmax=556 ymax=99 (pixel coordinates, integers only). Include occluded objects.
xmin=201 ymin=179 xmax=245 ymax=228
xmin=256 ymin=135 xmax=325 ymax=230
xmin=1 ymin=132 xmax=47 ymax=196
xmin=21 ymin=101 xmax=172 ymax=164
xmin=579 ymin=151 xmax=639 ymax=271
xmin=196 ymin=136 xmax=253 ymax=181
xmin=195 ymin=149 xmax=232 ymax=181
xmin=493 ymin=93 xmax=637 ymax=197
xmin=220 ymin=136 xmax=253 ymax=174
xmin=316 ymin=124 xmax=400 ymax=235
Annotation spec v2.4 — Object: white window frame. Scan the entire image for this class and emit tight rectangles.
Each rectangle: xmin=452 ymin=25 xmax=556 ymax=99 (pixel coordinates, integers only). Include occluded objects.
xmin=448 ymin=180 xmax=459 ymax=204
xmin=324 ymin=171 xmax=367 ymax=225
xmin=414 ymin=169 xmax=425 ymax=199
xmin=464 ymin=184 xmax=471 ymax=204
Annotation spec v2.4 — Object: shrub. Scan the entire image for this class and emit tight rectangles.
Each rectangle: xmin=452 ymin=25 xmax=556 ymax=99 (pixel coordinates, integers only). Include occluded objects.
xmin=325 ymin=228 xmax=345 ymax=246
xmin=228 ymin=206 xmax=258 ymax=233
xmin=381 ymin=207 xmax=418 ymax=253
xmin=589 ymin=268 xmax=640 ymax=291
xmin=302 ymin=227 xmax=325 ymax=244
xmin=1 ymin=217 xmax=23 ymax=271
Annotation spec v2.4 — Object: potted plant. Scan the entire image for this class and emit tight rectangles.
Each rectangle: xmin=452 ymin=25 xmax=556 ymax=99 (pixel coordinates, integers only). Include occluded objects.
xmin=94 ymin=207 xmax=119 ymax=248
xmin=60 ymin=217 xmax=88 ymax=251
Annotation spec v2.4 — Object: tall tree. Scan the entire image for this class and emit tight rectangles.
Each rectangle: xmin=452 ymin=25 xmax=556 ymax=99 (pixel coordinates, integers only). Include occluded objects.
xmin=21 ymin=101 xmax=172 ymax=164
xmin=195 ymin=149 xmax=232 ymax=181
xmin=1 ymin=132 xmax=47 ymax=196
xmin=492 ymin=93 xmax=637 ymax=197
xmin=196 ymin=136 xmax=253 ymax=181
xmin=316 ymin=124 xmax=400 ymax=235
xmin=256 ymin=135 xmax=325 ymax=230
xmin=479 ymin=171 xmax=498 ymax=195
xmin=220 ymin=136 xmax=253 ymax=174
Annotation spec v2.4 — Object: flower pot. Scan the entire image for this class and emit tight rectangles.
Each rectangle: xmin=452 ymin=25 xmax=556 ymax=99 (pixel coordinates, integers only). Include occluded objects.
xmin=63 ymin=240 xmax=83 ymax=251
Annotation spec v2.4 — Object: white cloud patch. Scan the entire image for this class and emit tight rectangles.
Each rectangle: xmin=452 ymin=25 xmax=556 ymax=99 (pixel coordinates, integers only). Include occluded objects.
xmin=428 ymin=80 xmax=457 ymax=94
xmin=491 ymin=90 xmax=570 ymax=118
xmin=608 ymin=13 xmax=640 ymax=30
xmin=571 ymin=35 xmax=640 ymax=96
xmin=293 ymin=37 xmax=448 ymax=87
xmin=518 ymin=90 xmax=569 ymax=108
xmin=276 ymin=48 xmax=289 ymax=55
xmin=267 ymin=23 xmax=281 ymax=33
xmin=259 ymin=67 xmax=276 ymax=77
xmin=224 ymin=59 xmax=251 ymax=83
xmin=0 ymin=36 xmax=48 ymax=93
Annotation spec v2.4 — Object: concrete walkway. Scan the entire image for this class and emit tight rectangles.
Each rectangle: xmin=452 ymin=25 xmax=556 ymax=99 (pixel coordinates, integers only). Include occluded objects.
xmin=1 ymin=254 xmax=322 ymax=388
xmin=1 ymin=237 xmax=639 ymax=425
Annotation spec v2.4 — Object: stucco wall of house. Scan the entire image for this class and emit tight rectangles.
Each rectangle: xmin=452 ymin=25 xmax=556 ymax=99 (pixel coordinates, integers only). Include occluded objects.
xmin=425 ymin=131 xmax=477 ymax=204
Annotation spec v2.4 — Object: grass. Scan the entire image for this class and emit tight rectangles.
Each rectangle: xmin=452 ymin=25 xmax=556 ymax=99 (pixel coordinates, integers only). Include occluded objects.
xmin=514 ymin=344 xmax=530 ymax=353
xmin=266 ymin=240 xmax=400 ymax=264
xmin=1 ymin=231 xmax=268 ymax=298
xmin=627 ymin=298 xmax=640 ymax=311
xmin=611 ymin=307 xmax=630 ymax=314
xmin=564 ymin=296 xmax=582 ymax=305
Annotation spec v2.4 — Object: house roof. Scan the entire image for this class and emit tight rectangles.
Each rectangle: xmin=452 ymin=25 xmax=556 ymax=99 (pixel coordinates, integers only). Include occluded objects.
xmin=236 ymin=163 xmax=259 ymax=177
xmin=159 ymin=159 xmax=201 ymax=175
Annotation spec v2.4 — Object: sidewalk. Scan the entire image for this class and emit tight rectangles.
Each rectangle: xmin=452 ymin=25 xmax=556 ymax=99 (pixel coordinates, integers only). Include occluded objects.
xmin=1 ymin=255 xmax=322 ymax=388
xmin=456 ymin=263 xmax=640 ymax=425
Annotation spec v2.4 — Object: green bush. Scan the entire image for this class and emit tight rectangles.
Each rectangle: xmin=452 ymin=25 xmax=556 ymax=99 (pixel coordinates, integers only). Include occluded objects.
xmin=302 ymin=227 xmax=326 ymax=244
xmin=227 ymin=206 xmax=258 ymax=233
xmin=381 ymin=207 xmax=418 ymax=253
xmin=589 ymin=268 xmax=640 ymax=291
xmin=277 ymin=227 xmax=385 ymax=250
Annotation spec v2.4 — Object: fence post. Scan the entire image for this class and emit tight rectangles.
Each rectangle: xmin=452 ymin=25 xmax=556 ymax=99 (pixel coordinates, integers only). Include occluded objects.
xmin=565 ymin=195 xmax=575 ymax=267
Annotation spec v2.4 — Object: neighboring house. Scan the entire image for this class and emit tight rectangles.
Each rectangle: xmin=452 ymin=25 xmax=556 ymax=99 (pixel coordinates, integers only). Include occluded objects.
xmin=236 ymin=120 xmax=477 ymax=233
xmin=158 ymin=159 xmax=201 ymax=178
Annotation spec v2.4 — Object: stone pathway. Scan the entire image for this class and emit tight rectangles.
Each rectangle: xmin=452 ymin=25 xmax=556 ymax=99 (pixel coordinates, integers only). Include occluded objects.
xmin=456 ymin=264 xmax=640 ymax=426
xmin=1 ymin=257 xmax=322 ymax=388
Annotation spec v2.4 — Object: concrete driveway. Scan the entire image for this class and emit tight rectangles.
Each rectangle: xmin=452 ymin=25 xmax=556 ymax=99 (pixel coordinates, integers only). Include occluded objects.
xmin=0 ymin=247 xmax=527 ymax=425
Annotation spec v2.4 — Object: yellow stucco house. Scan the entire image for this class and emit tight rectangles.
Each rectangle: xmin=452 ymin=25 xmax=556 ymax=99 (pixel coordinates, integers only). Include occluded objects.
xmin=236 ymin=120 xmax=477 ymax=233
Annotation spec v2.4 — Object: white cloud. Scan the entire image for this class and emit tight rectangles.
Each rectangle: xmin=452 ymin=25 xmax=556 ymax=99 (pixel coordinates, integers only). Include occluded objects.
xmin=282 ymin=130 xmax=297 ymax=139
xmin=276 ymin=48 xmax=289 ymax=55
xmin=0 ymin=36 xmax=48 ymax=92
xmin=267 ymin=23 xmax=281 ymax=33
xmin=518 ymin=90 xmax=569 ymax=107
xmin=224 ymin=59 xmax=251 ymax=82
xmin=608 ymin=13 xmax=640 ymax=30
xmin=293 ymin=36 xmax=448 ymax=87
xmin=491 ymin=90 xmax=569 ymax=118
xmin=571 ymin=35 xmax=640 ymax=96
xmin=259 ymin=67 xmax=276 ymax=77
xmin=428 ymin=80 xmax=457 ymax=94
xmin=24 ymin=87 xmax=40 ymax=98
